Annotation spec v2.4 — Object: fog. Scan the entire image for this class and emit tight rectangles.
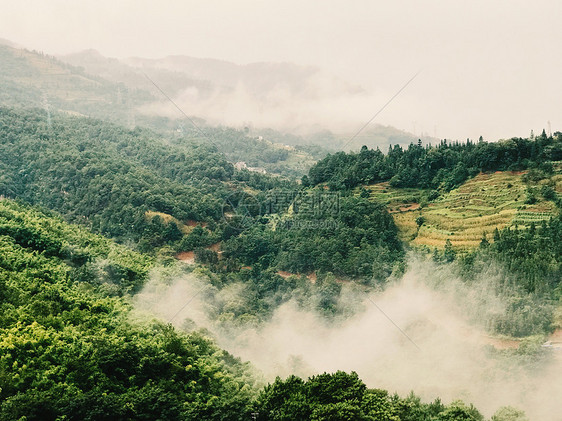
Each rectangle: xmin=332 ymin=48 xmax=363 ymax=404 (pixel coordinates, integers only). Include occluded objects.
xmin=134 ymin=257 xmax=562 ymax=420
xmin=139 ymin=75 xmax=399 ymax=137
xmin=2 ymin=0 xmax=561 ymax=141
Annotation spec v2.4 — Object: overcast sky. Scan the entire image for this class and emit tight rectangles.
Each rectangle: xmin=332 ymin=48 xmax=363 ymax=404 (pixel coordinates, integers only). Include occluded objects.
xmin=1 ymin=0 xmax=561 ymax=140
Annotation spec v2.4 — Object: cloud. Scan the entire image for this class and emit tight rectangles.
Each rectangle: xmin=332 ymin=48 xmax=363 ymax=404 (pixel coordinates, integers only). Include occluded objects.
xmin=134 ymin=257 xmax=562 ymax=420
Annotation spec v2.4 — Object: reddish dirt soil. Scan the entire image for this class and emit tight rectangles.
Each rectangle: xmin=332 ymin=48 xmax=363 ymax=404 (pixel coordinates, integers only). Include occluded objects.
xmin=176 ymin=251 xmax=195 ymax=263
xmin=400 ymin=203 xmax=420 ymax=212
xmin=185 ymin=220 xmax=207 ymax=227
xmin=276 ymin=271 xmax=317 ymax=283
xmin=307 ymin=272 xmax=317 ymax=283
xmin=389 ymin=203 xmax=420 ymax=213
xmin=277 ymin=271 xmax=293 ymax=278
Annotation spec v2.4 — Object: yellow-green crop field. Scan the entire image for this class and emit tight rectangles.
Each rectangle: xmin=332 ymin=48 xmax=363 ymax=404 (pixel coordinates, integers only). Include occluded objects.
xmin=365 ymin=169 xmax=562 ymax=251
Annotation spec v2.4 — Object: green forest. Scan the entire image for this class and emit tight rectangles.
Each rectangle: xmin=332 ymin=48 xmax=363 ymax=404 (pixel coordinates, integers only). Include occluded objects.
xmin=1 ymin=102 xmax=560 ymax=419
xmin=0 ymin=192 xmax=513 ymax=421
xmin=1 ymin=41 xmax=562 ymax=419
xmin=307 ymin=134 xmax=562 ymax=191
xmin=4 ymin=1 xmax=562 ymax=417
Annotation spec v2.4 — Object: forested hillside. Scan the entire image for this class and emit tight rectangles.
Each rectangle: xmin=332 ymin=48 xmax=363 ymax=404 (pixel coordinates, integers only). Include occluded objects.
xmin=0 ymin=43 xmax=152 ymax=123
xmin=1 ymin=103 xmax=559 ymax=418
xmin=0 ymin=198 xmax=507 ymax=420
xmin=0 ymin=107 xmax=290 ymax=247
xmin=3 ymin=0 xmax=562 ymax=414
xmin=366 ymin=169 xmax=561 ymax=251
xmin=0 ymin=199 xmax=258 ymax=419
xmin=0 ymin=44 xmax=320 ymax=178
xmin=307 ymin=133 xmax=562 ymax=190
xmin=0 ymin=106 xmax=406 ymax=322
xmin=1 ymin=45 xmax=559 ymax=421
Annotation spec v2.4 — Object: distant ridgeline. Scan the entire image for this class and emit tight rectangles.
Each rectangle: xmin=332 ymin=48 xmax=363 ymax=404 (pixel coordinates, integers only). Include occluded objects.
xmin=306 ymin=133 xmax=562 ymax=190
xmin=0 ymin=44 xmax=319 ymax=178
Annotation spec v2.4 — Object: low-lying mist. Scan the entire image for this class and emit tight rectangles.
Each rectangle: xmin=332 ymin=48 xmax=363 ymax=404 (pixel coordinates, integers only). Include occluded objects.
xmin=138 ymin=79 xmax=406 ymax=137
xmin=133 ymin=257 xmax=562 ymax=420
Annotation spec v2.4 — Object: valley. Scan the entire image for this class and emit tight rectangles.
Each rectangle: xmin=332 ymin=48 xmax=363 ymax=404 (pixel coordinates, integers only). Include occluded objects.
xmin=0 ymin=27 xmax=561 ymax=420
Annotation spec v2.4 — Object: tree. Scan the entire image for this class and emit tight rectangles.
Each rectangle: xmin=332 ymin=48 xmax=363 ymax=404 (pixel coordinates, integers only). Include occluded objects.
xmin=437 ymin=401 xmax=484 ymax=421
xmin=163 ymin=220 xmax=183 ymax=242
xmin=491 ymin=406 xmax=529 ymax=421
xmin=444 ymin=239 xmax=456 ymax=262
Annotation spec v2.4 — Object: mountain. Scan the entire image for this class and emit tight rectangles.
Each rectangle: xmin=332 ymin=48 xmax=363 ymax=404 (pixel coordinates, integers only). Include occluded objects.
xmin=63 ymin=50 xmax=362 ymax=99
xmin=0 ymin=37 xmax=18 ymax=47
xmin=0 ymin=107 xmax=294 ymax=247
xmin=0 ymin=43 xmax=153 ymax=124
xmin=61 ymin=49 xmax=216 ymax=98
xmin=0 ymin=199 xmax=493 ymax=419
xmin=61 ymin=48 xmax=438 ymax=154
xmin=0 ymin=112 xmax=503 ymax=418
xmin=368 ymin=169 xmax=561 ymax=250
xmin=2 ymin=39 xmax=560 ymax=419
xmin=0 ymin=43 xmax=318 ymax=177
xmin=306 ymin=133 xmax=562 ymax=252
xmin=0 ymin=198 xmax=259 ymax=419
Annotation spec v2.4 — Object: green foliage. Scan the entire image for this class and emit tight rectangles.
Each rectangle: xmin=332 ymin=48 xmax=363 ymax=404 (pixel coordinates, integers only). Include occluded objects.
xmin=540 ymin=184 xmax=557 ymax=201
xmin=0 ymin=200 xmax=495 ymax=420
xmin=0 ymin=107 xmax=295 ymax=252
xmin=444 ymin=239 xmax=456 ymax=263
xmin=524 ymin=187 xmax=538 ymax=204
xmin=456 ymin=214 xmax=562 ymax=336
xmin=0 ymin=200 xmax=149 ymax=294
xmin=0 ymin=199 xmax=257 ymax=420
xmin=178 ymin=225 xmax=218 ymax=252
xmin=491 ymin=406 xmax=529 ymax=421
xmin=222 ymin=194 xmax=403 ymax=281
xmin=436 ymin=400 xmax=484 ymax=421
xmin=255 ymin=373 xmax=484 ymax=421
xmin=490 ymin=215 xmax=562 ymax=295
xmin=0 ymin=44 xmax=319 ymax=179
xmin=308 ymin=134 xmax=562 ymax=191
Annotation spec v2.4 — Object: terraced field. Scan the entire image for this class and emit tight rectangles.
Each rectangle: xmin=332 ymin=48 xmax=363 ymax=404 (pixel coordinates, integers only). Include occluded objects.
xmin=365 ymin=170 xmax=562 ymax=251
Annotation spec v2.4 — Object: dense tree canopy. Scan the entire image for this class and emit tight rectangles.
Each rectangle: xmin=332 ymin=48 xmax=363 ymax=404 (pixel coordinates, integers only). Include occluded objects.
xmin=0 ymin=199 xmax=498 ymax=420
xmin=307 ymin=133 xmax=562 ymax=190
xmin=0 ymin=107 xmax=293 ymax=250
xmin=255 ymin=372 xmax=484 ymax=421
xmin=0 ymin=199 xmax=257 ymax=420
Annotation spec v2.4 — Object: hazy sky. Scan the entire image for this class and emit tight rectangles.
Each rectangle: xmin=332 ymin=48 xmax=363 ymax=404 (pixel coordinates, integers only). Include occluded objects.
xmin=1 ymin=0 xmax=561 ymax=140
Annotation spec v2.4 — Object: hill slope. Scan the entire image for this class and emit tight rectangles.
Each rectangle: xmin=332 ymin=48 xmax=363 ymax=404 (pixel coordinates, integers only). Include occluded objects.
xmin=0 ymin=198 xmax=507 ymax=420
xmin=0 ymin=43 xmax=319 ymax=177
xmin=0 ymin=198 xmax=261 ymax=419
xmin=0 ymin=43 xmax=152 ymax=124
xmin=365 ymin=169 xmax=562 ymax=250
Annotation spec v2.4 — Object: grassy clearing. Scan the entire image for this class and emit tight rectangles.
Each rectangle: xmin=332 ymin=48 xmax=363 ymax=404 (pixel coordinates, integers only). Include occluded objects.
xmin=145 ymin=210 xmax=194 ymax=235
xmin=365 ymin=170 xmax=560 ymax=251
